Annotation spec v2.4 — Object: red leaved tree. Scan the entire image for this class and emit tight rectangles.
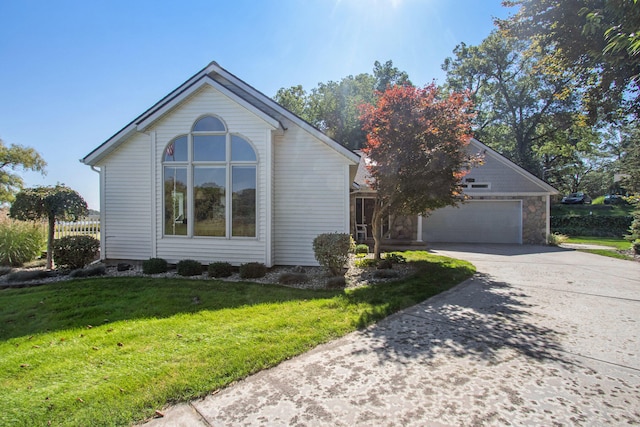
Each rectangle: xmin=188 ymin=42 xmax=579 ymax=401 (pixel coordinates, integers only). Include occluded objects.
xmin=359 ymin=84 xmax=480 ymax=259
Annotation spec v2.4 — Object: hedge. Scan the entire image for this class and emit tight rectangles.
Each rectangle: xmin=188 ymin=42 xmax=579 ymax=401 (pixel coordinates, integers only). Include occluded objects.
xmin=551 ymin=215 xmax=633 ymax=237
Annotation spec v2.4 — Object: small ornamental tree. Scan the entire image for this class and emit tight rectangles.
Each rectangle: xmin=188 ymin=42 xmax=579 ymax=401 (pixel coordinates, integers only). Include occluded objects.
xmin=360 ymin=84 xmax=480 ymax=259
xmin=9 ymin=184 xmax=88 ymax=269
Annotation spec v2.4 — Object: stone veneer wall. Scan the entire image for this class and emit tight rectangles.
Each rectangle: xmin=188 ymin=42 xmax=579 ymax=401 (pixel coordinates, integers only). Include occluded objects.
xmin=471 ymin=195 xmax=548 ymax=244
xmin=389 ymin=215 xmax=417 ymax=240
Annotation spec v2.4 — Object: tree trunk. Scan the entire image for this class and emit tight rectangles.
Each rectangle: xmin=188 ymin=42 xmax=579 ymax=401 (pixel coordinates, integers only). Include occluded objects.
xmin=371 ymin=197 xmax=386 ymax=260
xmin=47 ymin=215 xmax=55 ymax=270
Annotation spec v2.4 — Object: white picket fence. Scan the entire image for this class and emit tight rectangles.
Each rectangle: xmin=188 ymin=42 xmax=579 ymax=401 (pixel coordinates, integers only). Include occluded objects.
xmin=54 ymin=215 xmax=101 ymax=239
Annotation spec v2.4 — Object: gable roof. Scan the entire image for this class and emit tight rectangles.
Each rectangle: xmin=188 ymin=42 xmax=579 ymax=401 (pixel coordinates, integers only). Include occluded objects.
xmin=468 ymin=138 xmax=558 ymax=194
xmin=82 ymin=61 xmax=360 ymax=166
xmin=353 ymin=138 xmax=558 ymax=195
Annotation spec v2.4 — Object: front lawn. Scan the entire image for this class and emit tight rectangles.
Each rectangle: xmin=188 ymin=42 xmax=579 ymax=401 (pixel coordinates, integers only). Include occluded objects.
xmin=565 ymin=236 xmax=632 ymax=250
xmin=0 ymin=251 xmax=474 ymax=427
xmin=565 ymin=236 xmax=635 ymax=261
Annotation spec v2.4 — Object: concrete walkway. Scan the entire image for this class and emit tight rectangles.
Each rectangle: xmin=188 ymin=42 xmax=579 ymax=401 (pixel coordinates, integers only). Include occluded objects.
xmin=141 ymin=244 xmax=640 ymax=426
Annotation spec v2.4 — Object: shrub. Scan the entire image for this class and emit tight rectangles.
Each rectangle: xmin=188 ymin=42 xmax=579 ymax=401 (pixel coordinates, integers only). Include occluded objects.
xmin=625 ymin=204 xmax=640 ymax=243
xmin=142 ymin=258 xmax=168 ymax=274
xmin=6 ymin=269 xmax=54 ymax=283
xmin=69 ymin=265 xmax=106 ymax=278
xmin=547 ymin=232 xmax=569 ymax=246
xmin=354 ymin=258 xmax=378 ymax=268
xmin=239 ymin=262 xmax=267 ymax=279
xmin=52 ymin=235 xmax=100 ymax=270
xmin=551 ymin=215 xmax=633 ymax=237
xmin=633 ymin=240 xmax=640 ymax=255
xmin=0 ymin=219 xmax=45 ymax=266
xmin=384 ymin=253 xmax=406 ymax=264
xmin=354 ymin=244 xmax=369 ymax=255
xmin=312 ymin=232 xmax=355 ymax=275
xmin=208 ymin=261 xmax=233 ymax=278
xmin=325 ymin=276 xmax=346 ymax=289
xmin=117 ymin=263 xmax=132 ymax=272
xmin=278 ymin=272 xmax=308 ymax=285
xmin=177 ymin=259 xmax=203 ymax=276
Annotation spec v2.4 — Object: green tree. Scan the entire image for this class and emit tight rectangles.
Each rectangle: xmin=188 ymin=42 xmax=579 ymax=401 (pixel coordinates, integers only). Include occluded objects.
xmin=373 ymin=60 xmax=412 ymax=92
xmin=615 ymin=122 xmax=640 ymax=192
xmin=360 ymin=84 xmax=479 ymax=258
xmin=442 ymin=30 xmax=589 ymax=177
xmin=501 ymin=0 xmax=640 ymax=122
xmin=9 ymin=185 xmax=88 ymax=269
xmin=307 ymin=73 xmax=377 ymax=149
xmin=273 ymin=85 xmax=310 ymax=119
xmin=273 ymin=60 xmax=412 ymax=150
xmin=0 ymin=138 xmax=47 ymax=204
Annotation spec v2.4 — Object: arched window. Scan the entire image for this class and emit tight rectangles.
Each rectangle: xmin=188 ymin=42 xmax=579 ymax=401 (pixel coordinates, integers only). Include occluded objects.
xmin=163 ymin=115 xmax=257 ymax=238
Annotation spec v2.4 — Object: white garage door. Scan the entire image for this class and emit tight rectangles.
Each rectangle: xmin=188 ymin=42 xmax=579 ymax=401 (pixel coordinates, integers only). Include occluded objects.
xmin=422 ymin=200 xmax=522 ymax=244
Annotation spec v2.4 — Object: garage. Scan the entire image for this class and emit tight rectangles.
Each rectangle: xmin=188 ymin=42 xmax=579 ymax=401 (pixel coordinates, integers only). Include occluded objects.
xmin=422 ymin=200 xmax=522 ymax=244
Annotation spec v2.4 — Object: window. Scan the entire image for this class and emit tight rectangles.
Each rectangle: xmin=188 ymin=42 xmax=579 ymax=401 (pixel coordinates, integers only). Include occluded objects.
xmin=163 ymin=115 xmax=257 ymax=238
xmin=462 ymin=178 xmax=490 ymax=190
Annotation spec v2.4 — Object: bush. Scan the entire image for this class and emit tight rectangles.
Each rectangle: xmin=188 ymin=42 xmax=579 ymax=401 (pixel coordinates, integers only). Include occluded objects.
xmin=6 ymin=269 xmax=54 ymax=283
xmin=177 ymin=259 xmax=203 ymax=276
xmin=52 ymin=235 xmax=100 ymax=270
xmin=69 ymin=265 xmax=106 ymax=278
xmin=633 ymin=240 xmax=640 ymax=255
xmin=354 ymin=258 xmax=378 ymax=268
xmin=625 ymin=203 xmax=640 ymax=243
xmin=312 ymin=233 xmax=355 ymax=275
xmin=208 ymin=261 xmax=233 ymax=278
xmin=384 ymin=253 xmax=406 ymax=264
xmin=354 ymin=244 xmax=369 ymax=255
xmin=547 ymin=232 xmax=569 ymax=246
xmin=142 ymin=258 xmax=168 ymax=274
xmin=0 ymin=219 xmax=45 ymax=266
xmin=239 ymin=262 xmax=267 ymax=279
xmin=278 ymin=272 xmax=308 ymax=285
xmin=551 ymin=215 xmax=633 ymax=237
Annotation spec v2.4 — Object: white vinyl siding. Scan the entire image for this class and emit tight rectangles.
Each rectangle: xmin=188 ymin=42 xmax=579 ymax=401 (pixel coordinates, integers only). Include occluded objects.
xmin=273 ymin=125 xmax=351 ymax=266
xmin=99 ymin=132 xmax=152 ymax=260
xmin=151 ymin=84 xmax=270 ymax=265
xmin=465 ymin=145 xmax=547 ymax=193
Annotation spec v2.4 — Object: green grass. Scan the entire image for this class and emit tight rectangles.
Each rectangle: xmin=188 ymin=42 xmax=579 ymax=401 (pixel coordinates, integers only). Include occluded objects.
xmin=580 ymin=249 xmax=634 ymax=260
xmin=565 ymin=236 xmax=632 ymax=250
xmin=0 ymin=251 xmax=474 ymax=427
xmin=565 ymin=236 xmax=635 ymax=260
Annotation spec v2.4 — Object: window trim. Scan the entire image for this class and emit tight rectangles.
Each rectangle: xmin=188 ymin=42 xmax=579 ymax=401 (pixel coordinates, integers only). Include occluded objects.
xmin=162 ymin=115 xmax=258 ymax=239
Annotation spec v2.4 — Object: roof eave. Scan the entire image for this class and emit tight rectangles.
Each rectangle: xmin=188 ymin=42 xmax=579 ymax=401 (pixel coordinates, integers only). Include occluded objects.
xmin=470 ymin=138 xmax=559 ymax=195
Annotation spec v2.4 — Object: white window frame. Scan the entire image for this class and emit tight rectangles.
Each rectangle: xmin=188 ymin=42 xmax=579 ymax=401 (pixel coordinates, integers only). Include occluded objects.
xmin=162 ymin=115 xmax=258 ymax=239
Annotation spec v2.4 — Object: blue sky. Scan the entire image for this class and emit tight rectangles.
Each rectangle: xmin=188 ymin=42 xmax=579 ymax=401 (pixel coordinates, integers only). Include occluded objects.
xmin=0 ymin=0 xmax=514 ymax=209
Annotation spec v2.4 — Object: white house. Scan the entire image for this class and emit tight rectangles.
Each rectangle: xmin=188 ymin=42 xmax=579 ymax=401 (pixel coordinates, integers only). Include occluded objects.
xmin=82 ymin=62 xmax=360 ymax=267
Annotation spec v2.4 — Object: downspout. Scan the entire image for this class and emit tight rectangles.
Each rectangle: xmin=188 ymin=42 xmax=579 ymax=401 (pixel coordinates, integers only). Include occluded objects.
xmin=89 ymin=165 xmax=106 ymax=261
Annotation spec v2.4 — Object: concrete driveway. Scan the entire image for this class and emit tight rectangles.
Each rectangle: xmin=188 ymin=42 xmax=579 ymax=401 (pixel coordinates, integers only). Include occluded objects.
xmin=143 ymin=245 xmax=640 ymax=426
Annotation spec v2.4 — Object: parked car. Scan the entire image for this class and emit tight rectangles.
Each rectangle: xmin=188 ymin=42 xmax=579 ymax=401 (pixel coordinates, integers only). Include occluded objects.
xmin=561 ymin=192 xmax=592 ymax=204
xmin=604 ymin=194 xmax=627 ymax=205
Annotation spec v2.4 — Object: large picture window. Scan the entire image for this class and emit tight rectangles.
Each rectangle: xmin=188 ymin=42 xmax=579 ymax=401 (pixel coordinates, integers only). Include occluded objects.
xmin=163 ymin=115 xmax=257 ymax=238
